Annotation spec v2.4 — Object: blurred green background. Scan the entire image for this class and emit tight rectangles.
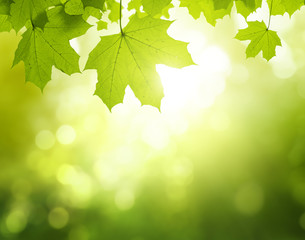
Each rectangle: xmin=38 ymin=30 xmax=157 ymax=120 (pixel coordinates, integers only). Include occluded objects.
xmin=1 ymin=2 xmax=305 ymax=240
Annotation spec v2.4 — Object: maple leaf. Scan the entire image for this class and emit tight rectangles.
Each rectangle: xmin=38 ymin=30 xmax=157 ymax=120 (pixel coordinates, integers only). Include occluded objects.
xmin=64 ymin=0 xmax=105 ymax=16
xmin=181 ymin=0 xmax=263 ymax=23
xmin=212 ymin=0 xmax=260 ymax=11
xmin=97 ymin=20 xmax=108 ymax=30
xmin=105 ymin=0 xmax=120 ymax=22
xmin=82 ymin=0 xmax=105 ymax=10
xmin=65 ymin=0 xmax=85 ymax=15
xmin=267 ymin=0 xmax=304 ymax=16
xmin=235 ymin=21 xmax=281 ymax=61
xmin=235 ymin=0 xmax=262 ymax=18
xmin=142 ymin=0 xmax=172 ymax=16
xmin=214 ymin=0 xmax=232 ymax=10
xmin=180 ymin=0 xmax=233 ymax=26
xmin=85 ymin=15 xmax=194 ymax=110
xmin=128 ymin=0 xmax=173 ymax=18
xmin=10 ymin=0 xmax=54 ymax=31
xmin=13 ymin=6 xmax=91 ymax=89
xmin=239 ymin=0 xmax=256 ymax=9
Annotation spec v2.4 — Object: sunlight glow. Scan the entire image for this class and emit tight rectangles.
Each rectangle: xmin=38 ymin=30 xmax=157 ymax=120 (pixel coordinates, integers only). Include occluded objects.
xmin=94 ymin=162 xmax=120 ymax=190
xmin=1 ymin=1 xmax=304 ymax=238
xmin=57 ymin=164 xmax=79 ymax=185
xmin=35 ymin=130 xmax=56 ymax=150
xmin=56 ymin=125 xmax=76 ymax=145
xmin=209 ymin=111 xmax=231 ymax=131
xmin=31 ymin=2 xmax=234 ymax=209
xmin=271 ymin=42 xmax=297 ymax=79
xmin=164 ymin=157 xmax=193 ymax=186
xmin=141 ymin=119 xmax=170 ymax=150
xmin=57 ymin=164 xmax=93 ymax=206
xmin=158 ymin=46 xmax=230 ymax=114
xmin=195 ymin=46 xmax=231 ymax=74
xmin=229 ymin=64 xmax=249 ymax=84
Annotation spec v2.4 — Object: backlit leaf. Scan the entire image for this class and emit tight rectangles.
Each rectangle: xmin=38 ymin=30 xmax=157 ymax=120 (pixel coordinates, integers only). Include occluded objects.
xmin=85 ymin=15 xmax=194 ymax=110
xmin=235 ymin=21 xmax=281 ymax=61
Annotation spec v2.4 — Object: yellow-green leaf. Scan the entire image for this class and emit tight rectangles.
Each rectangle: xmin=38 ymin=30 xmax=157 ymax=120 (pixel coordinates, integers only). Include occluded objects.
xmin=85 ymin=15 xmax=194 ymax=110
xmin=235 ymin=21 xmax=281 ymax=61
xmin=13 ymin=7 xmax=90 ymax=89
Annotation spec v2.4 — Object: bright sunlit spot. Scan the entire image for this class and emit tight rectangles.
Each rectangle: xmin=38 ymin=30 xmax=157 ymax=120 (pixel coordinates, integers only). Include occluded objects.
xmin=158 ymin=45 xmax=230 ymax=114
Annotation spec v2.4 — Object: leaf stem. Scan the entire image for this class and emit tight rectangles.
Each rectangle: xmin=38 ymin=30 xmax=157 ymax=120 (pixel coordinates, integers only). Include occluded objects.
xmin=267 ymin=0 xmax=273 ymax=29
xmin=120 ymin=0 xmax=123 ymax=35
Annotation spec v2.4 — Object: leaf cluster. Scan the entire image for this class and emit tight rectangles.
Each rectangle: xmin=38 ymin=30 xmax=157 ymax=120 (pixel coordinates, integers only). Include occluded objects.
xmin=0 ymin=0 xmax=303 ymax=110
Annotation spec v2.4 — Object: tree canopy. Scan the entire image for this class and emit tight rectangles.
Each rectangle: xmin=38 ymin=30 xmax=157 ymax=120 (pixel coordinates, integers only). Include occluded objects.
xmin=0 ymin=0 xmax=302 ymax=110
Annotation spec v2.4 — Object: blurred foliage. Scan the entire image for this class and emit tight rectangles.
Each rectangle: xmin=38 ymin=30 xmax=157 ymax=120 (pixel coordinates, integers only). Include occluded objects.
xmin=1 ymin=3 xmax=305 ymax=240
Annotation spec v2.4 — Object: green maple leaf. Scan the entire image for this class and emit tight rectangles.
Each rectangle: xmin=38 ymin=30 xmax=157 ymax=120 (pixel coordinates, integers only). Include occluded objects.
xmin=64 ymin=0 xmax=105 ymax=16
xmin=65 ymin=0 xmax=85 ymax=15
xmin=84 ymin=7 xmax=102 ymax=19
xmin=97 ymin=20 xmax=108 ymax=30
xmin=214 ymin=0 xmax=232 ymax=10
xmin=128 ymin=0 xmax=173 ymax=18
xmin=214 ymin=0 xmax=260 ymax=11
xmin=128 ymin=0 xmax=149 ymax=18
xmin=105 ymin=0 xmax=120 ymax=22
xmin=239 ymin=0 xmax=256 ymax=9
xmin=128 ymin=0 xmax=142 ymax=12
xmin=235 ymin=21 xmax=281 ymax=61
xmin=142 ymin=0 xmax=172 ymax=16
xmin=10 ymin=0 xmax=52 ymax=31
xmin=180 ymin=0 xmax=233 ymax=26
xmin=212 ymin=0 xmax=265 ymax=13
xmin=13 ymin=6 xmax=91 ymax=89
xmin=82 ymin=0 xmax=105 ymax=10
xmin=267 ymin=0 xmax=304 ymax=16
xmin=235 ymin=0 xmax=262 ymax=18
xmin=181 ymin=0 xmax=263 ymax=22
xmin=85 ymin=15 xmax=194 ymax=110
